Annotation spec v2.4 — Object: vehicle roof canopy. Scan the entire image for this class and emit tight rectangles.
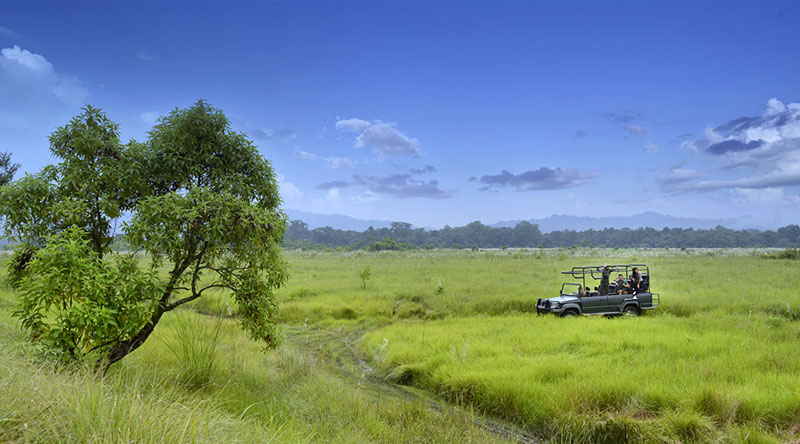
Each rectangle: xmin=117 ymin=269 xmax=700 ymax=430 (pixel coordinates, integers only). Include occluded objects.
xmin=560 ymin=264 xmax=649 ymax=281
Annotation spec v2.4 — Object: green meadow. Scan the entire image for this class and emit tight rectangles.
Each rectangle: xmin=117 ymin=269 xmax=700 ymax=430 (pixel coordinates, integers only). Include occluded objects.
xmin=2 ymin=249 xmax=799 ymax=443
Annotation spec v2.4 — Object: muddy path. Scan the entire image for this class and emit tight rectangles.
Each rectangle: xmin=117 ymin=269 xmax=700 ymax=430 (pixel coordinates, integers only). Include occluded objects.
xmin=283 ymin=326 xmax=540 ymax=444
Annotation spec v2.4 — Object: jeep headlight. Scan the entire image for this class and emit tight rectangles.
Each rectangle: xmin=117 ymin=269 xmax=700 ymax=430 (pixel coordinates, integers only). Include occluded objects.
xmin=550 ymin=301 xmax=560 ymax=308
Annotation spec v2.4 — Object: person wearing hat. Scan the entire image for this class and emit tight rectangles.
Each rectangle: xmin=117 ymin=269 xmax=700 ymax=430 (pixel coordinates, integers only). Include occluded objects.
xmin=597 ymin=264 xmax=617 ymax=295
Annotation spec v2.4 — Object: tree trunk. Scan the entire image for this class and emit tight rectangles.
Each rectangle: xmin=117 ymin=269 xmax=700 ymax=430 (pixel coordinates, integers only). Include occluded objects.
xmin=100 ymin=257 xmax=192 ymax=373
xmin=101 ymin=309 xmax=164 ymax=372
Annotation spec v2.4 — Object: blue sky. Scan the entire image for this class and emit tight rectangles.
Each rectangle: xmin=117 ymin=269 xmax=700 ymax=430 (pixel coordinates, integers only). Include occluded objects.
xmin=2 ymin=2 xmax=799 ymax=229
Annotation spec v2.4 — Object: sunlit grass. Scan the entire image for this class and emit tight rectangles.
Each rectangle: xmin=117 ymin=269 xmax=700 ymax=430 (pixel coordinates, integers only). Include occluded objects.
xmin=0 ymin=281 xmax=509 ymax=444
xmin=2 ymin=249 xmax=798 ymax=443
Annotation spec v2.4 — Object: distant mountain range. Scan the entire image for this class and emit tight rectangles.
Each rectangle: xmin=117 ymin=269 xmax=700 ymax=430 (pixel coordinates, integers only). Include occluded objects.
xmin=489 ymin=211 xmax=745 ymax=233
xmin=285 ymin=209 xmax=755 ymax=233
xmin=285 ymin=209 xmax=394 ymax=231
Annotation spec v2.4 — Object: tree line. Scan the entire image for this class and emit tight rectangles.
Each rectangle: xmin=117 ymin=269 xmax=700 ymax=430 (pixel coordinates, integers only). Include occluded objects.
xmin=284 ymin=220 xmax=800 ymax=250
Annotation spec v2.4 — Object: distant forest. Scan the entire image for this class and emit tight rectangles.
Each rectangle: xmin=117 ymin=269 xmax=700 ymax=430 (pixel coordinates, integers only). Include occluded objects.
xmin=284 ymin=220 xmax=800 ymax=250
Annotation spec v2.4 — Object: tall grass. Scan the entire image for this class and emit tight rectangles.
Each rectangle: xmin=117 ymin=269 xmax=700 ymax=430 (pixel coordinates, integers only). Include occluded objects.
xmin=363 ymin=313 xmax=800 ymax=443
xmin=159 ymin=312 xmax=223 ymax=389
xmin=0 ymin=284 xmax=509 ymax=443
xmin=3 ymin=249 xmax=798 ymax=443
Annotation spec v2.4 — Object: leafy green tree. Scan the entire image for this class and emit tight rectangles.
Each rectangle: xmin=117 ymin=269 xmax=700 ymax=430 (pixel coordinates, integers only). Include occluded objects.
xmin=0 ymin=152 xmax=19 ymax=186
xmin=1 ymin=101 xmax=288 ymax=370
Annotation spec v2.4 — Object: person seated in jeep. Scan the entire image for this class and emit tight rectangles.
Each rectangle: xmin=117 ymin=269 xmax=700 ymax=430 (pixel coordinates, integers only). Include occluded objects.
xmin=615 ymin=274 xmax=631 ymax=294
xmin=630 ymin=267 xmax=642 ymax=293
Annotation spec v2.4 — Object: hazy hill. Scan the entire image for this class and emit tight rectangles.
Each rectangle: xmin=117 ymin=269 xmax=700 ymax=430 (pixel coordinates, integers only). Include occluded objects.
xmin=285 ymin=209 xmax=746 ymax=233
xmin=285 ymin=209 xmax=394 ymax=231
xmin=490 ymin=211 xmax=744 ymax=233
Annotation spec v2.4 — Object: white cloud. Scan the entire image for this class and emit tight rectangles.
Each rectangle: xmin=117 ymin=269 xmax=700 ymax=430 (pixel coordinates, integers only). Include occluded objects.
xmin=335 ymin=118 xmax=371 ymax=134
xmin=335 ymin=118 xmax=422 ymax=158
xmin=732 ymin=187 xmax=787 ymax=203
xmin=0 ymin=45 xmax=89 ymax=106
xmin=665 ymin=98 xmax=800 ymax=193
xmin=276 ymin=174 xmax=304 ymax=205
xmin=350 ymin=190 xmax=380 ymax=204
xmin=323 ymin=187 xmax=343 ymax=206
xmin=2 ymin=45 xmax=51 ymax=72
xmin=644 ymin=142 xmax=660 ymax=154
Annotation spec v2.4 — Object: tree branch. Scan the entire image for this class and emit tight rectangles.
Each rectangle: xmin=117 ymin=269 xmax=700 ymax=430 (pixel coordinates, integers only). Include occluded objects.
xmin=165 ymin=283 xmax=231 ymax=311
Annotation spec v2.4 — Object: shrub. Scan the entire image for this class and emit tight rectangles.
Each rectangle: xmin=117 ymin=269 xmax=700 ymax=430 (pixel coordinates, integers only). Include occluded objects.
xmin=358 ymin=265 xmax=372 ymax=289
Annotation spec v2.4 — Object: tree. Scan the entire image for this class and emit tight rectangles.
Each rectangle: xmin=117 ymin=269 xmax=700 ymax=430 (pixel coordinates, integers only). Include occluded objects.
xmin=358 ymin=265 xmax=372 ymax=289
xmin=2 ymin=101 xmax=288 ymax=370
xmin=0 ymin=152 xmax=20 ymax=186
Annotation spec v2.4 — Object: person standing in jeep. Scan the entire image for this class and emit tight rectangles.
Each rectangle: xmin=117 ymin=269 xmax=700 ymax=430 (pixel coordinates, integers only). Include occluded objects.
xmin=598 ymin=264 xmax=616 ymax=295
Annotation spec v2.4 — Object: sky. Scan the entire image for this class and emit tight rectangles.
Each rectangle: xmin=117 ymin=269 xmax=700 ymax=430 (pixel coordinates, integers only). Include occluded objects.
xmin=1 ymin=1 xmax=799 ymax=229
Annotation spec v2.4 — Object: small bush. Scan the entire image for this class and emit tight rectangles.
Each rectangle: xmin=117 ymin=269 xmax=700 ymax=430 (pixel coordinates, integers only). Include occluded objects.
xmin=358 ymin=265 xmax=372 ymax=289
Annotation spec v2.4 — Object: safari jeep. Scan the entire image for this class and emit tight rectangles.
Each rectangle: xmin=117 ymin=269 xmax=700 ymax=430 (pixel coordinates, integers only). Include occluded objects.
xmin=536 ymin=264 xmax=660 ymax=317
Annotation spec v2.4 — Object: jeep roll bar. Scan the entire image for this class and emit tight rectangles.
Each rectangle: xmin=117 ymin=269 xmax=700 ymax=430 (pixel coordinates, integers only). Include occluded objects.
xmin=559 ymin=264 xmax=650 ymax=290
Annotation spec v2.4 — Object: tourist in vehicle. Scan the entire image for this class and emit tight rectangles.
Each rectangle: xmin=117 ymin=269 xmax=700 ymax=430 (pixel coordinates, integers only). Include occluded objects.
xmin=578 ymin=285 xmax=585 ymax=297
xmin=615 ymin=274 xmax=630 ymax=294
xmin=598 ymin=264 xmax=616 ymax=295
xmin=630 ymin=267 xmax=642 ymax=293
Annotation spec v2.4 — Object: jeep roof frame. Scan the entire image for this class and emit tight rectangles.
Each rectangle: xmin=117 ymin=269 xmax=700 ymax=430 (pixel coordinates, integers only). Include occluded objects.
xmin=560 ymin=263 xmax=650 ymax=290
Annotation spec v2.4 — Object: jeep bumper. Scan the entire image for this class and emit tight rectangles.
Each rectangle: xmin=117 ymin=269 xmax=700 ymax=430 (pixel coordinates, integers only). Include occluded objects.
xmin=536 ymin=298 xmax=565 ymax=315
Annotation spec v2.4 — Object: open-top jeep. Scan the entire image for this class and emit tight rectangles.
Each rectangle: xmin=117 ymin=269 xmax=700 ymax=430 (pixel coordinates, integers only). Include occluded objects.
xmin=536 ymin=264 xmax=660 ymax=317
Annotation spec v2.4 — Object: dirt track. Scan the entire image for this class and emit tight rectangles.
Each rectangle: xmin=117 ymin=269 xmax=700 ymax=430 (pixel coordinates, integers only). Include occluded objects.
xmin=284 ymin=326 xmax=540 ymax=444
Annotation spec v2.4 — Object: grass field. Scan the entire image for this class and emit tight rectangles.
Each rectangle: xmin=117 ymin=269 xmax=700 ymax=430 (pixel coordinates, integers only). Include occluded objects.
xmin=2 ymin=249 xmax=799 ymax=443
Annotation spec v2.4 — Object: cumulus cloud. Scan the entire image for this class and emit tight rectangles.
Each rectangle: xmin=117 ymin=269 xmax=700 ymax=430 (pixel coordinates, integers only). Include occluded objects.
xmin=276 ymin=174 xmax=304 ymax=204
xmin=335 ymin=118 xmax=372 ymax=133
xmin=475 ymin=168 xmax=597 ymax=191
xmin=350 ymin=165 xmax=450 ymax=199
xmin=295 ymin=149 xmax=356 ymax=169
xmin=665 ymin=98 xmax=800 ymax=194
xmin=625 ymin=124 xmax=649 ymax=135
xmin=0 ymin=45 xmax=89 ymax=106
xmin=336 ymin=118 xmax=422 ymax=158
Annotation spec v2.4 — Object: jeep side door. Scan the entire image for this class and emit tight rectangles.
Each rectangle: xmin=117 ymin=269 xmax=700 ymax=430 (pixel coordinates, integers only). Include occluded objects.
xmin=580 ymin=295 xmax=608 ymax=314
xmin=606 ymin=293 xmax=627 ymax=313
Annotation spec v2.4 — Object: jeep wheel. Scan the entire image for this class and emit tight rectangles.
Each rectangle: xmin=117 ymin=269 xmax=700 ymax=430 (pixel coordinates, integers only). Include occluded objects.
xmin=561 ymin=309 xmax=579 ymax=318
xmin=623 ymin=305 xmax=640 ymax=317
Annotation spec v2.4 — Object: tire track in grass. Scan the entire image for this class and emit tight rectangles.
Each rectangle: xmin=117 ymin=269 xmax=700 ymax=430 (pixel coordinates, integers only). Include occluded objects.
xmin=283 ymin=326 xmax=540 ymax=444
